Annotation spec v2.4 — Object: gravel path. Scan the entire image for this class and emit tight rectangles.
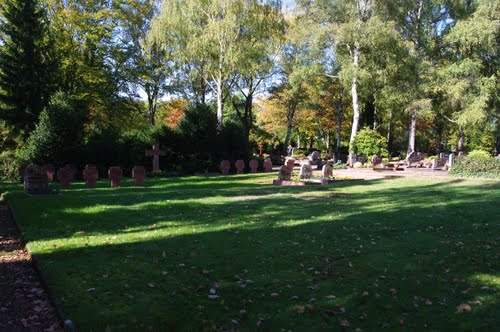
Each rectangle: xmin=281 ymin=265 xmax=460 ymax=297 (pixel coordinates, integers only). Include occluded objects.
xmin=0 ymin=202 xmax=62 ymax=332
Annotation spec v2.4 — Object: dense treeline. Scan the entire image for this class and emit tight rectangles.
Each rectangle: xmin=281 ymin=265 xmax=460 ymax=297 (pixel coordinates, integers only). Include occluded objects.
xmin=0 ymin=0 xmax=498 ymax=178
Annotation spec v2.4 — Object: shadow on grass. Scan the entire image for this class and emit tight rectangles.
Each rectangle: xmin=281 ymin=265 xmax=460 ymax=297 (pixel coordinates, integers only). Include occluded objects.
xmin=2 ymin=175 xmax=499 ymax=330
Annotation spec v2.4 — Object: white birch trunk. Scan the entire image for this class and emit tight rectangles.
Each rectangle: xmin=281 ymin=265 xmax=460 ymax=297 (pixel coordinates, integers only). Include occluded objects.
xmin=348 ymin=43 xmax=360 ymax=167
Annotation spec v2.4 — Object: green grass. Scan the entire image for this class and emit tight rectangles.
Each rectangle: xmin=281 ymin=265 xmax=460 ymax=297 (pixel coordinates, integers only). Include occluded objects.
xmin=2 ymin=174 xmax=499 ymax=331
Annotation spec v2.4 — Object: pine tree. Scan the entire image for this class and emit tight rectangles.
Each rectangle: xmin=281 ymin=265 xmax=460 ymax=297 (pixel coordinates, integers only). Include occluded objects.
xmin=0 ymin=0 xmax=56 ymax=136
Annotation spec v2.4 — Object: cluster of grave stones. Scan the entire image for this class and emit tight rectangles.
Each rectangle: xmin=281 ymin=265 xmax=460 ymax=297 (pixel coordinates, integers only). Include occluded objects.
xmin=278 ymin=159 xmax=333 ymax=181
xmin=23 ymin=164 xmax=147 ymax=194
xmin=219 ymin=159 xmax=273 ymax=175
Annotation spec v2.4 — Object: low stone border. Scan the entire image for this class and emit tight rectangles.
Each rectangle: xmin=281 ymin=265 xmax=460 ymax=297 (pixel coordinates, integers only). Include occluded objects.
xmin=272 ymin=179 xmax=344 ymax=186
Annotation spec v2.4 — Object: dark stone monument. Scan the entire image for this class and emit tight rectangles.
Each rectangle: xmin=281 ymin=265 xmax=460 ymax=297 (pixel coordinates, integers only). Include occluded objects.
xmin=249 ymin=159 xmax=258 ymax=173
xmin=108 ymin=167 xmax=123 ymax=188
xmin=220 ymin=160 xmax=231 ymax=175
xmin=235 ymin=160 xmax=245 ymax=174
xmin=58 ymin=165 xmax=73 ymax=190
xmin=371 ymin=155 xmax=382 ymax=166
xmin=263 ymin=158 xmax=273 ymax=172
xmin=132 ymin=166 xmax=146 ymax=186
xmin=24 ymin=165 xmax=49 ymax=195
xmin=278 ymin=165 xmax=292 ymax=181
xmin=83 ymin=164 xmax=99 ymax=188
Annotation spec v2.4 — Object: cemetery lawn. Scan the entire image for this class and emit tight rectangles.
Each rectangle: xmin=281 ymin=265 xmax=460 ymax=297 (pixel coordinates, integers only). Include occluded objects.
xmin=2 ymin=175 xmax=499 ymax=331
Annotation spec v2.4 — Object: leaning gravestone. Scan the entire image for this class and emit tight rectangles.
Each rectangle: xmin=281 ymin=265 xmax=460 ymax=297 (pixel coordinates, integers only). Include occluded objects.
xmin=299 ymin=164 xmax=313 ymax=179
xmin=58 ymin=165 xmax=73 ymax=190
xmin=108 ymin=167 xmax=123 ymax=188
xmin=42 ymin=164 xmax=55 ymax=182
xmin=220 ymin=160 xmax=231 ymax=175
xmin=263 ymin=158 xmax=273 ymax=172
xmin=83 ymin=164 xmax=99 ymax=188
xmin=249 ymin=160 xmax=259 ymax=173
xmin=24 ymin=164 xmax=49 ymax=195
xmin=278 ymin=165 xmax=292 ymax=181
xmin=235 ymin=160 xmax=245 ymax=174
xmin=321 ymin=164 xmax=333 ymax=178
xmin=132 ymin=166 xmax=146 ymax=186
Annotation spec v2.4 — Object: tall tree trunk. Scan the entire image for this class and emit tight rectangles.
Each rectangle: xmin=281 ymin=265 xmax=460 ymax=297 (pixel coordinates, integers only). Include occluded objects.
xmin=283 ymin=106 xmax=296 ymax=155
xmin=457 ymin=129 xmax=465 ymax=152
xmin=336 ymin=90 xmax=344 ymax=154
xmin=387 ymin=109 xmax=393 ymax=154
xmin=407 ymin=109 xmax=417 ymax=157
xmin=496 ymin=124 xmax=500 ymax=155
xmin=348 ymin=44 xmax=361 ymax=166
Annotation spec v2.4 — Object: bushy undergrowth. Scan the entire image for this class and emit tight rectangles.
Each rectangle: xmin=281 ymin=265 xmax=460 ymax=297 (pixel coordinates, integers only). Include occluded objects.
xmin=450 ymin=151 xmax=500 ymax=179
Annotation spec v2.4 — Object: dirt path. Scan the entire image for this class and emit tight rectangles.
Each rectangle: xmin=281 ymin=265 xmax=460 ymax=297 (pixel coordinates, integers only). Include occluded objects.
xmin=0 ymin=202 xmax=62 ymax=332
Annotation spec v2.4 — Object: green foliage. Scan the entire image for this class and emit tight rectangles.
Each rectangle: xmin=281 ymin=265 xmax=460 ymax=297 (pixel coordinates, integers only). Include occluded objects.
xmin=25 ymin=92 xmax=85 ymax=166
xmin=450 ymin=153 xmax=500 ymax=179
xmin=0 ymin=150 xmax=24 ymax=182
xmin=0 ymin=0 xmax=57 ymax=136
xmin=354 ymin=128 xmax=389 ymax=158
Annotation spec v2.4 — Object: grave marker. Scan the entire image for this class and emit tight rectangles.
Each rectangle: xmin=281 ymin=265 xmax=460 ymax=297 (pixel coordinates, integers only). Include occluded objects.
xmin=235 ymin=160 xmax=245 ymax=174
xmin=145 ymin=143 xmax=166 ymax=172
xmin=42 ymin=164 xmax=55 ymax=182
xmin=83 ymin=165 xmax=99 ymax=188
xmin=263 ymin=158 xmax=273 ymax=172
xmin=321 ymin=164 xmax=333 ymax=178
xmin=299 ymin=164 xmax=313 ymax=179
xmin=24 ymin=164 xmax=49 ymax=195
xmin=58 ymin=165 xmax=73 ymax=189
xmin=108 ymin=167 xmax=123 ymax=188
xmin=132 ymin=166 xmax=146 ymax=186
xmin=249 ymin=159 xmax=258 ymax=173
xmin=220 ymin=160 xmax=231 ymax=175
xmin=278 ymin=165 xmax=292 ymax=181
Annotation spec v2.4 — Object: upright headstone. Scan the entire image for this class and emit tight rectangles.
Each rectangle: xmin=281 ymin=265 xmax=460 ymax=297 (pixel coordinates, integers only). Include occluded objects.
xmin=448 ymin=154 xmax=455 ymax=168
xmin=371 ymin=155 xmax=382 ymax=166
xmin=220 ymin=160 xmax=231 ymax=175
xmin=24 ymin=165 xmax=49 ymax=195
xmin=321 ymin=164 xmax=333 ymax=178
xmin=65 ymin=164 xmax=77 ymax=181
xmin=278 ymin=165 xmax=292 ymax=181
xmin=145 ymin=143 xmax=166 ymax=172
xmin=235 ymin=160 xmax=245 ymax=174
xmin=108 ymin=167 xmax=123 ymax=188
xmin=249 ymin=160 xmax=258 ymax=173
xmin=263 ymin=158 xmax=273 ymax=172
xmin=309 ymin=151 xmax=321 ymax=164
xmin=132 ymin=166 xmax=146 ymax=186
xmin=42 ymin=164 xmax=55 ymax=182
xmin=299 ymin=164 xmax=313 ymax=179
xmin=286 ymin=158 xmax=295 ymax=171
xmin=83 ymin=165 xmax=99 ymax=188
xmin=58 ymin=166 xmax=73 ymax=190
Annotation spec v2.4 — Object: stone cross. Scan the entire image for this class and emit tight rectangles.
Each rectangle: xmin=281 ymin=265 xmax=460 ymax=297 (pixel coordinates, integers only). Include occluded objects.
xmin=83 ymin=165 xmax=99 ymax=188
xmin=235 ymin=160 xmax=245 ymax=174
xmin=108 ymin=167 xmax=123 ymax=188
xmin=249 ymin=160 xmax=259 ymax=173
xmin=132 ymin=166 xmax=146 ymax=186
xmin=145 ymin=143 xmax=166 ymax=172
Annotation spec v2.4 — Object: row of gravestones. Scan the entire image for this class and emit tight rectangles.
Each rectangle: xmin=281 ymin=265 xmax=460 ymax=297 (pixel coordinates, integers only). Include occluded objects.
xmin=278 ymin=163 xmax=334 ymax=181
xmin=220 ymin=159 xmax=273 ymax=175
xmin=23 ymin=164 xmax=147 ymax=194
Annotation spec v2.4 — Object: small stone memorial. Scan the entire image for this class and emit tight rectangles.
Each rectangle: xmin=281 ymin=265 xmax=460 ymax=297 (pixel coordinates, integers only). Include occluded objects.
xmin=42 ymin=164 xmax=55 ymax=182
xmin=108 ymin=167 xmax=123 ymax=188
xmin=263 ymin=158 xmax=273 ymax=172
xmin=83 ymin=164 xmax=99 ymax=188
xmin=309 ymin=151 xmax=321 ymax=164
xmin=371 ymin=155 xmax=381 ymax=166
xmin=286 ymin=158 xmax=295 ymax=171
xmin=235 ymin=160 xmax=245 ymax=174
xmin=299 ymin=164 xmax=313 ymax=179
xmin=132 ymin=166 xmax=146 ymax=186
xmin=220 ymin=160 xmax=231 ymax=175
xmin=249 ymin=159 xmax=258 ymax=173
xmin=58 ymin=165 xmax=73 ymax=189
xmin=278 ymin=165 xmax=292 ymax=181
xmin=145 ymin=143 xmax=166 ymax=172
xmin=321 ymin=164 xmax=333 ymax=178
xmin=24 ymin=164 xmax=49 ymax=195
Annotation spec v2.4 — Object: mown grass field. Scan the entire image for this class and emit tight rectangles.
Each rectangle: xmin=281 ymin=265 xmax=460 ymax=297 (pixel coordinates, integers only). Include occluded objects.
xmin=2 ymin=174 xmax=499 ymax=331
